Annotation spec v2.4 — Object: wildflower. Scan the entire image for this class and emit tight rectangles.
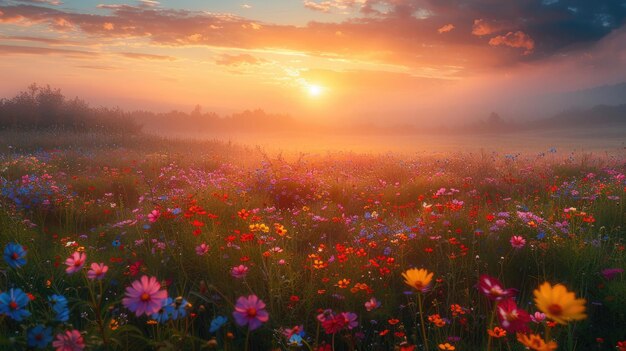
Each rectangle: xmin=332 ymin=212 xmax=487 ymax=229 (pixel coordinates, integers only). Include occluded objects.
xmin=365 ymin=297 xmax=381 ymax=311
xmin=322 ymin=314 xmax=346 ymax=334
xmin=209 ymin=316 xmax=228 ymax=333
xmin=401 ymin=268 xmax=433 ymax=292
xmin=195 ymin=243 xmax=209 ymax=256
xmin=52 ymin=330 xmax=85 ymax=351
xmin=3 ymin=242 xmax=27 ymax=268
xmin=488 ymin=327 xmax=507 ymax=338
xmin=530 ymin=312 xmax=546 ymax=323
xmin=87 ymin=263 xmax=108 ymax=280
xmin=49 ymin=294 xmax=69 ymax=322
xmin=231 ymin=265 xmax=249 ymax=279
xmin=516 ymin=333 xmax=557 ymax=351
xmin=337 ymin=278 xmax=351 ymax=289
xmin=148 ymin=209 xmax=160 ymax=223
xmin=478 ymin=275 xmax=516 ymax=301
xmin=122 ymin=276 xmax=168 ymax=317
xmin=151 ymin=297 xmax=174 ymax=323
xmin=438 ymin=343 xmax=455 ymax=350
xmin=342 ymin=312 xmax=358 ymax=329
xmin=0 ymin=288 xmax=31 ymax=321
xmin=533 ymin=282 xmax=586 ymax=325
xmin=64 ymin=252 xmax=86 ymax=274
xmin=27 ymin=325 xmax=53 ymax=348
xmin=171 ymin=296 xmax=190 ymax=319
xmin=617 ymin=341 xmax=626 ymax=351
xmin=232 ymin=295 xmax=269 ymax=331
xmin=510 ymin=235 xmax=526 ymax=249
xmin=601 ymin=268 xmax=623 ymax=280
xmin=496 ymin=298 xmax=530 ymax=333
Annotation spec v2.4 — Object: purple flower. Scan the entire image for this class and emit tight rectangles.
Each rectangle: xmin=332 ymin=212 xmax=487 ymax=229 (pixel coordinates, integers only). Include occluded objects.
xmin=122 ymin=276 xmax=168 ymax=317
xmin=233 ymin=295 xmax=269 ymax=330
xmin=478 ymin=275 xmax=517 ymax=301
xmin=341 ymin=312 xmax=358 ymax=329
xmin=601 ymin=268 xmax=623 ymax=280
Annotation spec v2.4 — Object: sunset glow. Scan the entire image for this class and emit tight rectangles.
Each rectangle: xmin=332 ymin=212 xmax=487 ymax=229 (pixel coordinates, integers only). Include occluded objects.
xmin=0 ymin=0 xmax=624 ymax=124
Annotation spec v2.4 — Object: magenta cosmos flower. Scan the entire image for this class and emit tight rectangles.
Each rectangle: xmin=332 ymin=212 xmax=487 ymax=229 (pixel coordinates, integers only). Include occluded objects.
xmin=87 ymin=263 xmax=108 ymax=280
xmin=232 ymin=295 xmax=269 ymax=330
xmin=478 ymin=275 xmax=517 ymax=301
xmin=496 ymin=298 xmax=530 ymax=333
xmin=122 ymin=276 xmax=168 ymax=317
xmin=64 ymin=252 xmax=86 ymax=274
xmin=147 ymin=210 xmax=160 ymax=223
xmin=510 ymin=235 xmax=526 ymax=249
xmin=231 ymin=265 xmax=249 ymax=279
xmin=52 ymin=330 xmax=85 ymax=351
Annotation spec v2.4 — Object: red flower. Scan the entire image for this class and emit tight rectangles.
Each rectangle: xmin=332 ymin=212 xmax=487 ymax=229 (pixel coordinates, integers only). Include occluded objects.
xmin=496 ymin=298 xmax=530 ymax=333
xmin=478 ymin=275 xmax=517 ymax=301
xmin=322 ymin=314 xmax=345 ymax=334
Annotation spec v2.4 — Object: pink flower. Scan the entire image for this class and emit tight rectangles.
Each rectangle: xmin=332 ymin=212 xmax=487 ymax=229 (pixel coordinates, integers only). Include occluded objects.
xmin=478 ymin=275 xmax=517 ymax=301
xmin=365 ymin=297 xmax=381 ymax=311
xmin=122 ymin=276 xmax=168 ymax=317
xmin=233 ymin=295 xmax=269 ymax=330
xmin=195 ymin=243 xmax=209 ymax=256
xmin=87 ymin=263 xmax=108 ymax=280
xmin=496 ymin=298 xmax=530 ymax=333
xmin=510 ymin=235 xmax=526 ymax=249
xmin=530 ymin=312 xmax=546 ymax=323
xmin=148 ymin=210 xmax=160 ymax=223
xmin=231 ymin=265 xmax=249 ymax=279
xmin=64 ymin=252 xmax=86 ymax=274
xmin=52 ymin=330 xmax=84 ymax=351
xmin=322 ymin=314 xmax=345 ymax=334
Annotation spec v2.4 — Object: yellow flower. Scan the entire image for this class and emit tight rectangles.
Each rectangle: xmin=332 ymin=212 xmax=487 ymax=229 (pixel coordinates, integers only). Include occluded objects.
xmin=438 ymin=343 xmax=455 ymax=350
xmin=516 ymin=333 xmax=557 ymax=351
xmin=401 ymin=268 xmax=434 ymax=292
xmin=533 ymin=282 xmax=586 ymax=325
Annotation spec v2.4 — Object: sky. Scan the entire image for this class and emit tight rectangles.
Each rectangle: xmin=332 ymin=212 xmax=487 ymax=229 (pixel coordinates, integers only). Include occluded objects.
xmin=1 ymin=0 xmax=625 ymax=125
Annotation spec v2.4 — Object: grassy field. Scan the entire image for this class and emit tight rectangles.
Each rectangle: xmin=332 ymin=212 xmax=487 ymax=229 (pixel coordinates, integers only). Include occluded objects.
xmin=0 ymin=130 xmax=624 ymax=350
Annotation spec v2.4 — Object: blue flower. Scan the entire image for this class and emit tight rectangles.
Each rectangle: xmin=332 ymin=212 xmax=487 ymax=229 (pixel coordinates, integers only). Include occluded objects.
xmin=27 ymin=325 xmax=53 ymax=348
xmin=48 ymin=294 xmax=69 ymax=322
xmin=112 ymin=239 xmax=121 ymax=248
xmin=170 ymin=297 xmax=189 ymax=320
xmin=0 ymin=288 xmax=31 ymax=321
xmin=209 ymin=315 xmax=228 ymax=333
xmin=288 ymin=334 xmax=303 ymax=346
xmin=3 ymin=242 xmax=27 ymax=268
xmin=151 ymin=298 xmax=174 ymax=324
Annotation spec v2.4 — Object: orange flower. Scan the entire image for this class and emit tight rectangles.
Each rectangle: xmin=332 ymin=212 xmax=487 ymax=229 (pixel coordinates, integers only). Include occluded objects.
xmin=516 ymin=333 xmax=558 ymax=351
xmin=337 ymin=279 xmax=351 ymax=289
xmin=438 ymin=343 xmax=455 ymax=350
xmin=533 ymin=282 xmax=586 ymax=325
xmin=488 ymin=327 xmax=507 ymax=338
xmin=401 ymin=268 xmax=434 ymax=292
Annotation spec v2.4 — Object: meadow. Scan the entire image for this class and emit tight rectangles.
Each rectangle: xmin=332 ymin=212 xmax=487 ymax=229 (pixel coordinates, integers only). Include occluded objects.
xmin=0 ymin=131 xmax=624 ymax=351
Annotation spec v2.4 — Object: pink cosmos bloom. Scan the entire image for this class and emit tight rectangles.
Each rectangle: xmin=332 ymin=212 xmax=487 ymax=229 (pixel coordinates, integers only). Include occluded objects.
xmin=231 ymin=265 xmax=249 ymax=279
xmin=530 ymin=311 xmax=546 ymax=323
xmin=365 ymin=297 xmax=381 ymax=311
xmin=510 ymin=235 xmax=526 ymax=249
xmin=52 ymin=330 xmax=85 ymax=351
xmin=232 ymin=295 xmax=269 ymax=330
xmin=195 ymin=243 xmax=209 ymax=256
xmin=147 ymin=210 xmax=160 ymax=223
xmin=341 ymin=312 xmax=359 ymax=329
xmin=478 ymin=275 xmax=517 ymax=301
xmin=122 ymin=276 xmax=168 ymax=317
xmin=64 ymin=252 xmax=86 ymax=274
xmin=496 ymin=298 xmax=530 ymax=333
xmin=87 ymin=263 xmax=108 ymax=280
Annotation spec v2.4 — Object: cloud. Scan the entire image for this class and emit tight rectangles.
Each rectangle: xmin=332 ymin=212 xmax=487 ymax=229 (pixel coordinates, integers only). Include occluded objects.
xmin=13 ymin=0 xmax=63 ymax=6
xmin=437 ymin=23 xmax=454 ymax=34
xmin=215 ymin=53 xmax=265 ymax=66
xmin=489 ymin=31 xmax=535 ymax=55
xmin=0 ymin=34 xmax=78 ymax=45
xmin=119 ymin=52 xmax=177 ymax=61
xmin=0 ymin=44 xmax=97 ymax=57
xmin=472 ymin=19 xmax=509 ymax=36
xmin=76 ymin=65 xmax=118 ymax=70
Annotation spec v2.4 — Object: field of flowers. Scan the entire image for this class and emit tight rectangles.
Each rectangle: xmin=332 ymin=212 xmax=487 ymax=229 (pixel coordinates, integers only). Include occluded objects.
xmin=0 ymin=133 xmax=624 ymax=350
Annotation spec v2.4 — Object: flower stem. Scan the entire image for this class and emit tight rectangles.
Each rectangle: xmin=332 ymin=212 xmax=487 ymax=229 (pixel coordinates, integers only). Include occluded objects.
xmin=486 ymin=304 xmax=497 ymax=351
xmin=417 ymin=292 xmax=429 ymax=350
xmin=244 ymin=328 xmax=250 ymax=351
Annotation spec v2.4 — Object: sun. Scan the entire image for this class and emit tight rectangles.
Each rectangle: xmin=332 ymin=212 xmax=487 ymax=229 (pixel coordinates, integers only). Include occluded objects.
xmin=307 ymin=84 xmax=323 ymax=97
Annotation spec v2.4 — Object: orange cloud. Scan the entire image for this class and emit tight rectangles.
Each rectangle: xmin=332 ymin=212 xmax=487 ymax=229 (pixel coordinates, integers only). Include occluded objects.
xmin=215 ymin=53 xmax=265 ymax=66
xmin=0 ymin=44 xmax=97 ymax=57
xmin=489 ymin=31 xmax=535 ymax=55
xmin=119 ymin=52 xmax=177 ymax=61
xmin=472 ymin=19 xmax=508 ymax=36
xmin=437 ymin=24 xmax=454 ymax=34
